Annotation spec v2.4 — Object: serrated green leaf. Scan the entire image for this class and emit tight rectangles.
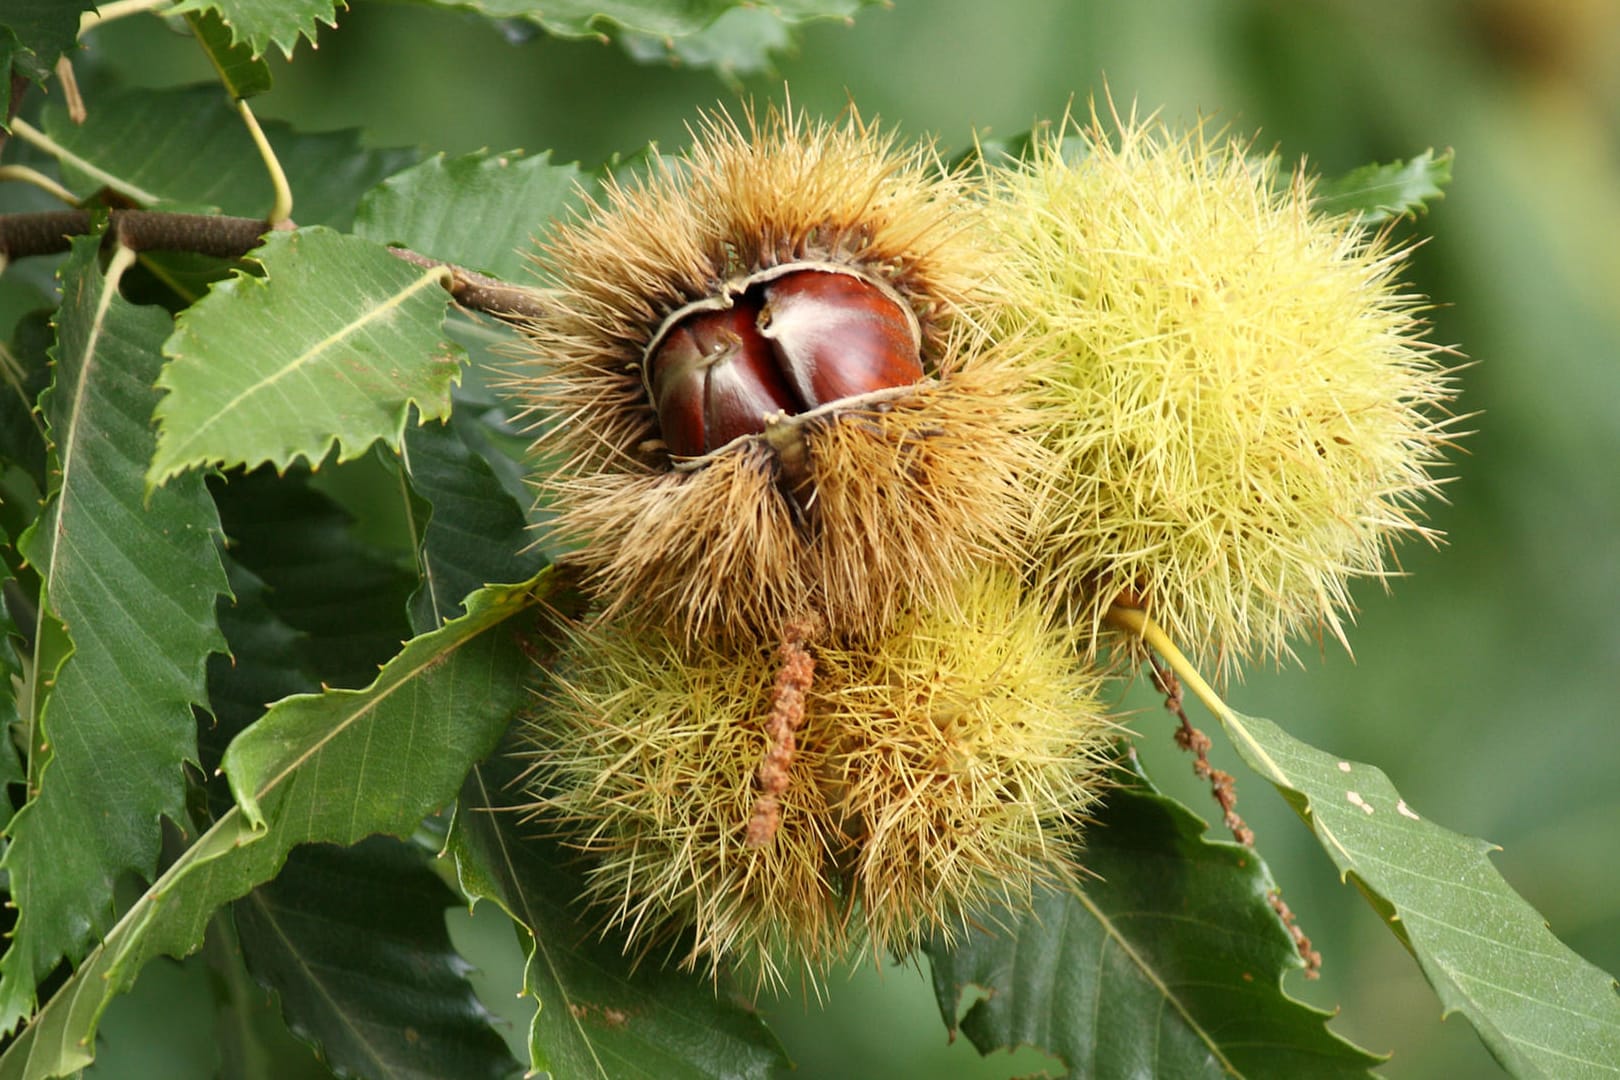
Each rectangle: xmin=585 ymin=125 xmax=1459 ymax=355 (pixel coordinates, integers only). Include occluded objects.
xmin=618 ymin=7 xmax=791 ymax=82
xmin=0 ymin=0 xmax=94 ymax=111
xmin=211 ymin=466 xmax=414 ymax=690
xmin=184 ymin=8 xmax=274 ymax=100
xmin=0 ymin=574 xmax=559 ymax=1080
xmin=232 ymin=837 xmax=517 ymax=1080
xmin=0 ymin=36 xmax=33 ymax=129
xmin=447 ymin=753 xmax=791 ymax=1080
xmin=1311 ymin=149 xmax=1453 ymax=224
xmin=401 ymin=415 xmax=547 ymax=634
xmin=0 ymin=0 xmax=92 ymax=57
xmin=415 ymin=0 xmax=869 ymax=41
xmin=1220 ymin=708 xmax=1620 ymax=1078
xmin=148 ymin=228 xmax=465 ymax=488
xmin=0 ymin=238 xmax=230 ymax=1035
xmin=355 ymin=149 xmax=590 ymax=282
xmin=0 ymin=522 xmax=22 ymax=833
xmin=926 ymin=761 xmax=1381 ymax=1079
xmin=167 ymin=0 xmax=340 ymax=60
xmin=40 ymin=85 xmax=416 ymax=227
xmin=207 ymin=566 xmax=514 ymax=1076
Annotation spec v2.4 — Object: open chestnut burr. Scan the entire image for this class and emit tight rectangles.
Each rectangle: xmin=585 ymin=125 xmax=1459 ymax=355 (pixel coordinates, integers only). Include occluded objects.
xmin=646 ymin=265 xmax=926 ymax=461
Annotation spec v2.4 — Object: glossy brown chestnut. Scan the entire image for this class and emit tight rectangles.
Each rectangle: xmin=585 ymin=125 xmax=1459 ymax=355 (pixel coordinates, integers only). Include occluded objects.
xmin=759 ymin=270 xmax=923 ymax=408
xmin=646 ymin=268 xmax=924 ymax=457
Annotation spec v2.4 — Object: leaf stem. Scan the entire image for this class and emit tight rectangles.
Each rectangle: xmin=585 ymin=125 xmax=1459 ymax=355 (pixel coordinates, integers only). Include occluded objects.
xmin=0 ymin=165 xmax=78 ymax=206
xmin=236 ymin=100 xmax=292 ymax=225
xmin=7 ymin=118 xmax=163 ymax=205
xmin=79 ymin=0 xmax=176 ymax=35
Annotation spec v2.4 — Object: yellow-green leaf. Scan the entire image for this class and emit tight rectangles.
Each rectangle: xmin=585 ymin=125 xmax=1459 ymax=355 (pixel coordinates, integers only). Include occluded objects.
xmin=148 ymin=227 xmax=464 ymax=489
xmin=1222 ymin=708 xmax=1620 ymax=1078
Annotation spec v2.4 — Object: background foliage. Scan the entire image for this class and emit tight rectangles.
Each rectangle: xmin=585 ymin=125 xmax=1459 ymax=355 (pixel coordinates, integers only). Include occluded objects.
xmin=2 ymin=1 xmax=1618 ymax=1077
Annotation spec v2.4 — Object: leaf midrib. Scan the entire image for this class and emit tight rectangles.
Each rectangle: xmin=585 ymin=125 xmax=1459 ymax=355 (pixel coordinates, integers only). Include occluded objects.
xmin=1072 ymin=886 xmax=1242 ymax=1077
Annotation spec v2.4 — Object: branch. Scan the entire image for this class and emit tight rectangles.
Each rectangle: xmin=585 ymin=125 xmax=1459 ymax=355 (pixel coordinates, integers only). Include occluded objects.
xmin=0 ymin=209 xmax=548 ymax=321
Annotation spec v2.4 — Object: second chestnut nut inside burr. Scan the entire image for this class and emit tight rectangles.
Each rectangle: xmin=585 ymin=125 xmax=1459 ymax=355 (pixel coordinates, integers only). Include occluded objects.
xmin=646 ymin=266 xmax=926 ymax=458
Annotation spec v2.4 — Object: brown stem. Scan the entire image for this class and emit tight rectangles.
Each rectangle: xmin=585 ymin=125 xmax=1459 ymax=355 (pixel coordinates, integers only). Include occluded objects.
xmin=0 ymin=209 xmax=548 ymax=321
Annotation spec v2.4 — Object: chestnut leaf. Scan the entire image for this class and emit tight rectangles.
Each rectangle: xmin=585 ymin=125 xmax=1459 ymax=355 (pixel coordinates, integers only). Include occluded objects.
xmin=355 ymin=148 xmax=592 ymax=282
xmin=148 ymin=227 xmax=465 ymax=489
xmin=183 ymin=8 xmax=274 ymax=101
xmin=166 ymin=0 xmax=340 ymax=61
xmin=40 ymin=85 xmax=415 ymax=228
xmin=415 ymin=0 xmax=871 ymax=45
xmin=925 ymin=759 xmax=1381 ymax=1078
xmin=0 ymin=573 xmax=560 ymax=1079
xmin=209 ymin=464 xmax=416 ymax=691
xmin=0 ymin=236 xmax=230 ymax=1038
xmin=1220 ymin=708 xmax=1620 ymax=1078
xmin=230 ymin=838 xmax=518 ymax=1080
xmin=1311 ymin=149 xmax=1453 ymax=224
xmin=446 ymin=752 xmax=792 ymax=1080
xmin=399 ymin=414 xmax=547 ymax=634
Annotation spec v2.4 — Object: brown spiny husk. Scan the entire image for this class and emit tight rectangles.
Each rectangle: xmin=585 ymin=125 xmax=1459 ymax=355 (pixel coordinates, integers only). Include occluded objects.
xmin=507 ymin=103 xmax=1046 ymax=643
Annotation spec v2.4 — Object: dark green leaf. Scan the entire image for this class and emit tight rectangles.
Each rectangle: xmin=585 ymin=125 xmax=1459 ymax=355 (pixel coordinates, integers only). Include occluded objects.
xmin=40 ymin=85 xmax=416 ymax=227
xmin=0 ymin=36 xmax=25 ymax=127
xmin=211 ymin=466 xmax=415 ymax=690
xmin=203 ymin=917 xmax=341 ymax=1080
xmin=148 ymin=227 xmax=465 ymax=488
xmin=232 ymin=838 xmax=517 ymax=1080
xmin=184 ymin=8 xmax=274 ymax=100
xmin=443 ymin=315 xmax=540 ymax=513
xmin=0 ymin=0 xmax=94 ymax=114
xmin=207 ymin=562 xmax=511 ymax=1080
xmin=0 ymin=309 xmax=52 ymax=481
xmin=0 ymin=0 xmax=92 ymax=58
xmin=201 ymin=559 xmax=315 ymax=788
xmin=618 ymin=8 xmax=791 ymax=83
xmin=0 ymin=574 xmax=560 ymax=1079
xmin=0 ymin=523 xmax=22 ymax=833
xmin=0 ymin=270 xmax=55 ymax=345
xmin=926 ymin=761 xmax=1380 ymax=1078
xmin=401 ymin=415 xmax=547 ymax=634
xmin=1311 ymin=150 xmax=1453 ymax=223
xmin=354 ymin=149 xmax=591 ymax=281
xmin=167 ymin=0 xmax=341 ymax=60
xmin=1220 ymin=708 xmax=1620 ymax=1078
xmin=0 ymin=238 xmax=229 ymax=1034
xmin=447 ymin=753 xmax=791 ymax=1080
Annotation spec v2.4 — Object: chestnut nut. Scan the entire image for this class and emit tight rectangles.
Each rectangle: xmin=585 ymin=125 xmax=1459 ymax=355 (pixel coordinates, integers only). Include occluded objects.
xmin=647 ymin=267 xmax=925 ymax=458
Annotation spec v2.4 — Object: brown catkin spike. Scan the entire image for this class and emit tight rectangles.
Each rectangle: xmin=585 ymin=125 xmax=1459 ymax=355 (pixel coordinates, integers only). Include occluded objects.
xmin=745 ymin=618 xmax=818 ymax=847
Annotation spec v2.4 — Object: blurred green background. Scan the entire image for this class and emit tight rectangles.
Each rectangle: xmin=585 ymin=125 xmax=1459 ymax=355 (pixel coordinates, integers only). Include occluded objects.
xmin=80 ymin=0 xmax=1620 ymax=1075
